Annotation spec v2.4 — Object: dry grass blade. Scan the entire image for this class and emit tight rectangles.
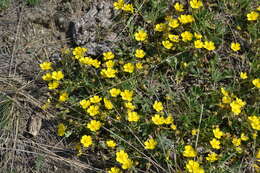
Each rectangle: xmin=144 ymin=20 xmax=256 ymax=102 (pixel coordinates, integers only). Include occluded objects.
xmin=0 ymin=93 xmax=13 ymax=129
xmin=0 ymin=146 xmax=103 ymax=172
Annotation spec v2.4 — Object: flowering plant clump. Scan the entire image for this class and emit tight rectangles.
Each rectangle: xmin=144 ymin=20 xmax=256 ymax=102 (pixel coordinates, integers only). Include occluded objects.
xmin=39 ymin=0 xmax=259 ymax=172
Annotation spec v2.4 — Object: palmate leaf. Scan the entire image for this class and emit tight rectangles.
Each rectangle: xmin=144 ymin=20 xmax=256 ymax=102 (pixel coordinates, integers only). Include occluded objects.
xmin=0 ymin=93 xmax=12 ymax=129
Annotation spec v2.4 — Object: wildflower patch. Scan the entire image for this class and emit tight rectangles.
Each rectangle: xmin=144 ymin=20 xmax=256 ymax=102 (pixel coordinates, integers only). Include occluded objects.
xmin=40 ymin=1 xmax=259 ymax=172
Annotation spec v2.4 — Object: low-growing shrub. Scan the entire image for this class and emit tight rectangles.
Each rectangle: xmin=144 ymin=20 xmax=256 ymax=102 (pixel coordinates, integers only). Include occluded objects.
xmin=39 ymin=0 xmax=259 ymax=172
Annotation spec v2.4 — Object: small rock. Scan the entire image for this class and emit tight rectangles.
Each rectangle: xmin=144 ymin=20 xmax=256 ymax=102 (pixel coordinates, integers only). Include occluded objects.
xmin=68 ymin=0 xmax=119 ymax=56
xmin=27 ymin=116 xmax=42 ymax=137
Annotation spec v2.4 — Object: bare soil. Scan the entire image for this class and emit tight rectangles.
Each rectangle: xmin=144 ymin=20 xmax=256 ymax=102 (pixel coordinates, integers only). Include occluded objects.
xmin=0 ymin=0 xmax=118 ymax=172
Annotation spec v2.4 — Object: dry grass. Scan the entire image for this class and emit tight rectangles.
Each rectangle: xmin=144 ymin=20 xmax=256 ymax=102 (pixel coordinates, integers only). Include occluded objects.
xmin=0 ymin=0 xmax=102 ymax=172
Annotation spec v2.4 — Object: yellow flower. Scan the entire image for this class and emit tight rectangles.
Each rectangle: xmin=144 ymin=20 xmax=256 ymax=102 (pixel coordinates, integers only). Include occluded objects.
xmin=168 ymin=34 xmax=179 ymax=42
xmin=123 ymin=63 xmax=134 ymax=73
xmin=59 ymin=92 xmax=69 ymax=102
xmin=48 ymin=81 xmax=59 ymax=90
xmin=113 ymin=0 xmax=124 ymax=10
xmin=210 ymin=138 xmax=221 ymax=149
xmin=182 ymin=62 xmax=188 ymax=68
xmin=109 ymin=88 xmax=121 ymax=97
xmin=221 ymin=87 xmax=229 ymax=96
xmin=90 ymin=95 xmax=102 ymax=103
xmin=79 ymin=57 xmax=86 ymax=64
xmin=203 ymin=41 xmax=215 ymax=51
xmin=42 ymin=73 xmax=52 ymax=81
xmin=191 ymin=129 xmax=198 ymax=136
xmin=116 ymin=150 xmax=133 ymax=169
xmin=253 ymin=132 xmax=258 ymax=139
xmin=236 ymin=147 xmax=243 ymax=153
xmin=105 ymin=60 xmax=115 ymax=68
xmin=124 ymin=102 xmax=136 ymax=110
xmin=122 ymin=3 xmax=134 ymax=13
xmin=39 ymin=62 xmax=52 ymax=70
xmin=178 ymin=15 xmax=195 ymax=24
xmin=127 ymin=111 xmax=140 ymax=122
xmin=213 ymin=127 xmax=224 ymax=139
xmin=206 ymin=152 xmax=218 ymax=162
xmin=152 ymin=114 xmax=165 ymax=125
xmin=181 ymin=31 xmax=193 ymax=42
xmin=168 ymin=19 xmax=179 ymax=28
xmin=164 ymin=116 xmax=173 ymax=124
xmin=134 ymin=30 xmax=148 ymax=41
xmin=121 ymin=159 xmax=133 ymax=170
xmin=231 ymin=42 xmax=241 ymax=51
xmin=57 ymin=123 xmax=66 ymax=136
xmin=103 ymin=51 xmax=115 ymax=60
xmin=248 ymin=115 xmax=260 ymax=130
xmin=194 ymin=33 xmax=202 ymax=39
xmin=256 ymin=149 xmax=260 ymax=162
xmin=100 ymin=68 xmax=117 ymax=78
xmin=103 ymin=98 xmax=113 ymax=109
xmin=90 ymin=59 xmax=101 ymax=68
xmin=80 ymin=135 xmax=92 ymax=147
xmin=87 ymin=120 xmax=102 ymax=132
xmin=116 ymin=115 xmax=121 ymax=120
xmin=79 ymin=57 xmax=93 ymax=65
xmin=240 ymin=133 xmax=249 ymax=141
xmin=104 ymin=67 xmax=117 ymax=77
xmin=154 ymin=23 xmax=167 ymax=32
xmin=80 ymin=99 xmax=91 ymax=109
xmin=247 ymin=11 xmax=259 ymax=21
xmin=121 ymin=90 xmax=133 ymax=101
xmin=87 ymin=105 xmax=100 ymax=116
xmin=162 ymin=40 xmax=173 ymax=49
xmin=258 ymin=6 xmax=260 ymax=11
xmin=240 ymin=72 xmax=248 ymax=79
xmin=252 ymin=134 xmax=258 ymax=140
xmin=73 ymin=47 xmax=87 ymax=59
xmin=183 ymin=145 xmax=197 ymax=157
xmin=51 ymin=71 xmax=64 ymax=80
xmin=174 ymin=2 xmax=184 ymax=12
xmin=136 ymin=62 xmax=143 ymax=69
xmin=144 ymin=138 xmax=157 ymax=150
xmin=222 ymin=96 xmax=231 ymax=104
xmin=190 ymin=0 xmax=203 ymax=9
xmin=108 ymin=167 xmax=122 ymax=173
xmin=106 ymin=140 xmax=117 ymax=148
xmin=153 ymin=101 xmax=164 ymax=112
xmin=171 ymin=124 xmax=177 ymax=130
xmin=75 ymin=143 xmax=82 ymax=156
xmin=252 ymin=163 xmax=260 ymax=171
xmin=252 ymin=78 xmax=260 ymax=88
xmin=236 ymin=25 xmax=242 ymax=30
xmin=186 ymin=160 xmax=204 ymax=173
xmin=165 ymin=16 xmax=173 ymax=21
xmin=116 ymin=150 xmax=128 ymax=163
xmin=135 ymin=49 xmax=146 ymax=58
xmin=232 ymin=137 xmax=241 ymax=147
xmin=230 ymin=98 xmax=246 ymax=115
xmin=230 ymin=103 xmax=242 ymax=115
xmin=194 ymin=40 xmax=204 ymax=48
